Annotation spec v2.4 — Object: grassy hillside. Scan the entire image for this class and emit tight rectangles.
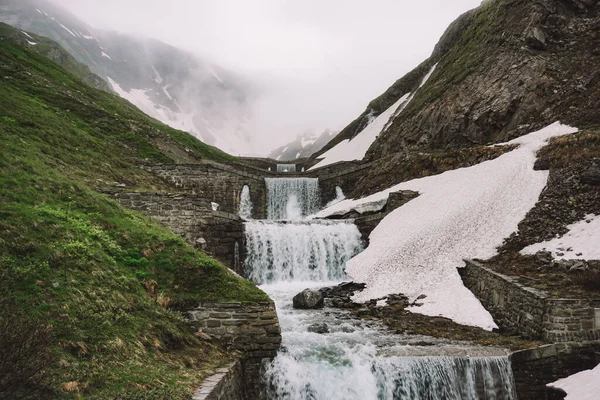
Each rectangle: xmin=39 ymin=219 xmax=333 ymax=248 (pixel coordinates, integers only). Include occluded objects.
xmin=0 ymin=22 xmax=110 ymax=91
xmin=0 ymin=31 xmax=266 ymax=399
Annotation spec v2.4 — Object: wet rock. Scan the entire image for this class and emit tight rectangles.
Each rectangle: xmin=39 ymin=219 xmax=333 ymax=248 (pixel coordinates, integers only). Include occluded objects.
xmin=293 ymin=289 xmax=324 ymax=309
xmin=307 ymin=323 xmax=329 ymax=334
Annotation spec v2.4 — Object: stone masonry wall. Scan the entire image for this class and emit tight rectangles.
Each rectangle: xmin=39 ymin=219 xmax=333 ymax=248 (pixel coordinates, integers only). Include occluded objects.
xmin=545 ymin=299 xmax=600 ymax=342
xmin=108 ymin=192 xmax=246 ymax=274
xmin=460 ymin=260 xmax=600 ymax=342
xmin=309 ymin=162 xmax=373 ymax=206
xmin=141 ymin=162 xmax=268 ymax=219
xmin=193 ymin=361 xmax=245 ymax=400
xmin=188 ymin=302 xmax=281 ymax=399
xmin=510 ymin=342 xmax=600 ymax=400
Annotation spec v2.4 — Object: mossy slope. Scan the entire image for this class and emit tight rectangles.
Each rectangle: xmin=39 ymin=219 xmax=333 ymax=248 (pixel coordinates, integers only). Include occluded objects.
xmin=0 ymin=31 xmax=266 ymax=399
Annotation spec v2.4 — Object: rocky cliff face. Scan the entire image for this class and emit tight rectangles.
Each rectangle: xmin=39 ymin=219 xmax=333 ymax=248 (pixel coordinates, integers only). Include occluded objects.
xmin=315 ymin=0 xmax=600 ymax=195
xmin=0 ymin=0 xmax=258 ymax=155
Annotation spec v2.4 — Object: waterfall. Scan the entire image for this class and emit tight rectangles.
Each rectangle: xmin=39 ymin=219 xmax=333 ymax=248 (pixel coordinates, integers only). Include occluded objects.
xmin=239 ymin=185 xmax=253 ymax=219
xmin=265 ymin=178 xmax=320 ymax=220
xmin=277 ymin=164 xmax=297 ymax=173
xmin=263 ymin=354 xmax=516 ymax=400
xmin=326 ymin=186 xmax=346 ymax=207
xmin=244 ymin=220 xmax=363 ymax=284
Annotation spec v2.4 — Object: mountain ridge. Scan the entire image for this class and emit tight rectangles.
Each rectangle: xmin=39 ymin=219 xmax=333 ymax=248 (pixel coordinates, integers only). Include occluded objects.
xmin=0 ymin=0 xmax=260 ymax=155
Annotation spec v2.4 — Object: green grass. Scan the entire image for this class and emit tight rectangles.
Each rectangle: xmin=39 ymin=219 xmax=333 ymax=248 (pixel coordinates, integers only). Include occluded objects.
xmin=0 ymin=32 xmax=267 ymax=399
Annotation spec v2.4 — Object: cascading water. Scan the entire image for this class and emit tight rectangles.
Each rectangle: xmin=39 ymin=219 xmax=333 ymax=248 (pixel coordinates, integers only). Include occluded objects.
xmin=265 ymin=178 xmax=320 ymax=220
xmin=245 ymin=220 xmax=363 ymax=284
xmin=243 ymin=177 xmax=516 ymax=400
xmin=277 ymin=164 xmax=297 ymax=173
xmin=239 ymin=184 xmax=253 ymax=219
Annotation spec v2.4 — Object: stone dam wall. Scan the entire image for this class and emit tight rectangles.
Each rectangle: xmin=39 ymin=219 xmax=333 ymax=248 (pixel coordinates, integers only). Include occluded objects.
xmin=460 ymin=260 xmax=600 ymax=342
xmin=141 ymin=162 xmax=269 ymax=219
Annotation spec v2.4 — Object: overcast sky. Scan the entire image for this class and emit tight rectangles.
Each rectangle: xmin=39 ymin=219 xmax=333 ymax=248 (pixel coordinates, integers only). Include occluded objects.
xmin=50 ymin=0 xmax=482 ymax=150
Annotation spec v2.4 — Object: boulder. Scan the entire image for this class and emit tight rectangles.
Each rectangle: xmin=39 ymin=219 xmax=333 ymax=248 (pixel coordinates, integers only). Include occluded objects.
xmin=307 ymin=323 xmax=329 ymax=334
xmin=293 ymin=289 xmax=324 ymax=309
xmin=525 ymin=27 xmax=547 ymax=50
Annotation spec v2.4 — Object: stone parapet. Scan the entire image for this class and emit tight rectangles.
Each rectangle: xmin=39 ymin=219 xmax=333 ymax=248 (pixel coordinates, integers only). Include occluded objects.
xmin=188 ymin=301 xmax=281 ymax=399
xmin=192 ymin=362 xmax=244 ymax=400
xmin=460 ymin=260 xmax=600 ymax=342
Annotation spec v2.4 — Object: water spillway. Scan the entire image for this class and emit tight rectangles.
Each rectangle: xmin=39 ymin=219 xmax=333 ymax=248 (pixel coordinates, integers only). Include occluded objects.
xmin=242 ymin=176 xmax=516 ymax=399
xmin=239 ymin=184 xmax=253 ymax=219
xmin=265 ymin=177 xmax=320 ymax=220
xmin=277 ymin=164 xmax=297 ymax=173
xmin=244 ymin=220 xmax=363 ymax=284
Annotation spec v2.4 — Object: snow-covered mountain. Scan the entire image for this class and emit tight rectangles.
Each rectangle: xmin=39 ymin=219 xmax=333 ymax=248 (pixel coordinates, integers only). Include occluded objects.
xmin=268 ymin=130 xmax=336 ymax=161
xmin=0 ymin=0 xmax=259 ymax=155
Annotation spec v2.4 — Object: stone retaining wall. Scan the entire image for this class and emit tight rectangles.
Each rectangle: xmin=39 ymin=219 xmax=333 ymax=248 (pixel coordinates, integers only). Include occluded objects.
xmin=460 ymin=260 xmax=600 ymax=341
xmin=193 ymin=361 xmax=245 ymax=400
xmin=188 ymin=302 xmax=281 ymax=399
xmin=108 ymin=192 xmax=245 ymax=273
xmin=510 ymin=342 xmax=600 ymax=400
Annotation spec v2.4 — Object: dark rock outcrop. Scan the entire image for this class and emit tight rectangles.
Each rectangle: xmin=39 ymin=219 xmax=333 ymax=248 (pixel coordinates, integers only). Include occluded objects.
xmin=313 ymin=0 xmax=600 ymax=198
xmin=581 ymin=166 xmax=600 ymax=185
xmin=293 ymin=289 xmax=324 ymax=309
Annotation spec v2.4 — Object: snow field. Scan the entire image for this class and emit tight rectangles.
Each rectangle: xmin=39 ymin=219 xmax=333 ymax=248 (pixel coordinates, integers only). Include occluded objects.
xmin=521 ymin=214 xmax=600 ymax=260
xmin=316 ymin=122 xmax=578 ymax=330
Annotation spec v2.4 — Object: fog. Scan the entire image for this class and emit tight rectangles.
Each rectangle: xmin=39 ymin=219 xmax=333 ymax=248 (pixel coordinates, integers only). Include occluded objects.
xmin=50 ymin=0 xmax=482 ymax=151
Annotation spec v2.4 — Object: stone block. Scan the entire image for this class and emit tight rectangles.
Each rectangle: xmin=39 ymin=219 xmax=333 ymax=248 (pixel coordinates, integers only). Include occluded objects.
xmin=206 ymin=320 xmax=222 ymax=328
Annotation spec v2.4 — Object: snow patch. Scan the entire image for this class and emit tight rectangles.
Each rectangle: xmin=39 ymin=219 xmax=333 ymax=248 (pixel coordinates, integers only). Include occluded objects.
xmin=310 ymin=93 xmax=410 ymax=170
xmin=26 ymin=40 xmax=37 ymax=46
xmin=107 ymin=77 xmax=203 ymax=141
xmin=152 ymin=66 xmax=163 ymax=84
xmin=301 ymin=135 xmax=318 ymax=148
xmin=36 ymin=9 xmax=42 ymax=14
xmin=548 ymin=364 xmax=600 ymax=400
xmin=21 ymin=31 xmax=34 ymax=40
xmin=521 ymin=214 xmax=600 ymax=260
xmin=310 ymin=64 xmax=438 ymax=170
xmin=315 ymin=122 xmax=578 ymax=330
xmin=206 ymin=65 xmax=224 ymax=84
xmin=81 ymin=34 xmax=95 ymax=40
xmin=59 ymin=24 xmax=77 ymax=38
xmin=101 ymin=51 xmax=113 ymax=60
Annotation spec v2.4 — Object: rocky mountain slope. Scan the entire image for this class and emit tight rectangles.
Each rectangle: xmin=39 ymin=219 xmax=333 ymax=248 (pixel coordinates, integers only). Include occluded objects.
xmin=314 ymin=0 xmax=600 ymax=195
xmin=268 ymin=129 xmax=335 ymax=161
xmin=0 ymin=0 xmax=259 ymax=155
xmin=0 ymin=31 xmax=267 ymax=399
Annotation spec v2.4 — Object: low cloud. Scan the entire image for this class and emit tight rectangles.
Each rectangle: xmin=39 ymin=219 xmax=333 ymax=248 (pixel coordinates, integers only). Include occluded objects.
xmin=50 ymin=0 xmax=482 ymax=152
